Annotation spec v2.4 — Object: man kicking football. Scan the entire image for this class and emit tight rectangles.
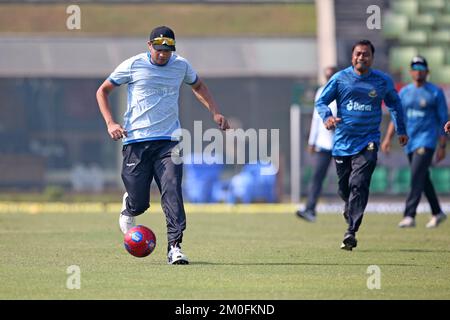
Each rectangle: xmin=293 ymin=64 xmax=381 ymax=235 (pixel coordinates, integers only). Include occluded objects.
xmin=96 ymin=26 xmax=229 ymax=264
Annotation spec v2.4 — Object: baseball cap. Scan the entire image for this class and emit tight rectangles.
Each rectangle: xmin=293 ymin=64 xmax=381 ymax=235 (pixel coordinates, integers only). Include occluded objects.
xmin=410 ymin=55 xmax=428 ymax=71
xmin=149 ymin=26 xmax=176 ymax=51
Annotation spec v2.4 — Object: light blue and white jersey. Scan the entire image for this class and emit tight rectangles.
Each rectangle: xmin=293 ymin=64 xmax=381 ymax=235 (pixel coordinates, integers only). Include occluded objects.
xmin=399 ymin=82 xmax=448 ymax=154
xmin=316 ymin=66 xmax=406 ymax=157
xmin=108 ymin=52 xmax=198 ymax=145
xmin=308 ymin=85 xmax=337 ymax=151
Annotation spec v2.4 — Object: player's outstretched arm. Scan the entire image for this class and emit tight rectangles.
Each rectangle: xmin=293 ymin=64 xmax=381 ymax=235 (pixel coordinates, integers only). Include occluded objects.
xmin=96 ymin=80 xmax=127 ymax=141
xmin=381 ymin=121 xmax=396 ymax=154
xmin=191 ymin=78 xmax=230 ymax=131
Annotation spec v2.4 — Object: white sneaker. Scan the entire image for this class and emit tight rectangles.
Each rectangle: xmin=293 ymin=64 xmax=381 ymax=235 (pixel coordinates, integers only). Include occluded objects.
xmin=119 ymin=214 xmax=135 ymax=234
xmin=426 ymin=212 xmax=447 ymax=228
xmin=119 ymin=193 xmax=135 ymax=234
xmin=398 ymin=216 xmax=416 ymax=228
xmin=121 ymin=192 xmax=128 ymax=213
xmin=167 ymin=244 xmax=189 ymax=265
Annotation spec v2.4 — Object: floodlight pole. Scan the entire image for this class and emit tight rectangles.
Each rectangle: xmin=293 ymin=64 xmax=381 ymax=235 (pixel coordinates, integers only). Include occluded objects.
xmin=316 ymin=0 xmax=337 ymax=84
xmin=290 ymin=104 xmax=301 ymax=204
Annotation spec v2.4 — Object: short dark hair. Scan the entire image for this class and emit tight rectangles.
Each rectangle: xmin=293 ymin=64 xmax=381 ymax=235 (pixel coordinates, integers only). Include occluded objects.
xmin=351 ymin=39 xmax=375 ymax=55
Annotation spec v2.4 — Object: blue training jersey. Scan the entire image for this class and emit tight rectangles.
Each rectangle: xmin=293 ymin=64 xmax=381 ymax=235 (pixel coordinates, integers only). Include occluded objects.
xmin=399 ymin=82 xmax=448 ymax=154
xmin=107 ymin=52 xmax=198 ymax=145
xmin=316 ymin=66 xmax=406 ymax=156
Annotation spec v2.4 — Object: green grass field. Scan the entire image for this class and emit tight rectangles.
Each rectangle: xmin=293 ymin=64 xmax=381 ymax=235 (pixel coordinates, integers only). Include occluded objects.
xmin=0 ymin=209 xmax=449 ymax=300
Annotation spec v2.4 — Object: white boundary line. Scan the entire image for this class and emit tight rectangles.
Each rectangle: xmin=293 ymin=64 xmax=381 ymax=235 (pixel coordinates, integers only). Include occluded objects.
xmin=1 ymin=201 xmax=449 ymax=215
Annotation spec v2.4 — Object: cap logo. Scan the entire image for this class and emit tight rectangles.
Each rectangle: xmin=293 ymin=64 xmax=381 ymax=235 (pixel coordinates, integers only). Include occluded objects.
xmin=368 ymin=90 xmax=377 ymax=98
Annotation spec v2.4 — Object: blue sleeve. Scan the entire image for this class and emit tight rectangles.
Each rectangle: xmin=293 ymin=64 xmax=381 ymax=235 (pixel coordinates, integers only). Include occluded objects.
xmin=315 ymin=75 xmax=338 ymax=122
xmin=384 ymin=76 xmax=406 ymax=135
xmin=107 ymin=58 xmax=133 ymax=86
xmin=436 ymin=88 xmax=449 ymax=137
xmin=183 ymin=60 xmax=198 ymax=85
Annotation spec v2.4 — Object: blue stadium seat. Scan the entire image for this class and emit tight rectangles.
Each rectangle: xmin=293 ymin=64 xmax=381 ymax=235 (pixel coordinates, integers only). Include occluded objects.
xmin=210 ymin=180 xmax=231 ymax=203
xmin=227 ymin=163 xmax=278 ymax=204
xmin=183 ymin=154 xmax=224 ymax=203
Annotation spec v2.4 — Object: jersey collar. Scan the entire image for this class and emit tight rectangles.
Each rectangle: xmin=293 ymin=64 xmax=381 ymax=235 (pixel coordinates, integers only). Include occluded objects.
xmin=352 ymin=66 xmax=372 ymax=78
xmin=147 ymin=51 xmax=171 ymax=67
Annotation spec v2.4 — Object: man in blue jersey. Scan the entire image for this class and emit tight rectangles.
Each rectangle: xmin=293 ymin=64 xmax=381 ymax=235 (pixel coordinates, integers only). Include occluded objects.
xmin=316 ymin=39 xmax=408 ymax=250
xmin=382 ymin=56 xmax=448 ymax=228
xmin=96 ymin=26 xmax=230 ymax=264
xmin=296 ymin=66 xmax=337 ymax=222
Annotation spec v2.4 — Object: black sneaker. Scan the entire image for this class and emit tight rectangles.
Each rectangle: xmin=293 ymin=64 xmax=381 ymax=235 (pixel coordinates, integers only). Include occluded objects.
xmin=340 ymin=233 xmax=357 ymax=251
xmin=295 ymin=209 xmax=316 ymax=222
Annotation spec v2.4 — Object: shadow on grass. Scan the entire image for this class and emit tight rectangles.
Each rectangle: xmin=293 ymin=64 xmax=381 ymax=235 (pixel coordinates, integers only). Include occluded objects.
xmin=189 ymin=261 xmax=420 ymax=266
xmin=358 ymin=249 xmax=450 ymax=253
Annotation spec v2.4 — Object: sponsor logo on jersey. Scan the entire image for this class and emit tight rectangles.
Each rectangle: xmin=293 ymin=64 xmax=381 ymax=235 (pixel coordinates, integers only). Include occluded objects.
xmin=346 ymin=100 xmax=372 ymax=112
xmin=407 ymin=109 xmax=425 ymax=118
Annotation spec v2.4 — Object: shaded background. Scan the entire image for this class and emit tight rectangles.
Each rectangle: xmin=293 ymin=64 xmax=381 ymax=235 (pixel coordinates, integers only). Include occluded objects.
xmin=1 ymin=0 xmax=450 ymax=202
